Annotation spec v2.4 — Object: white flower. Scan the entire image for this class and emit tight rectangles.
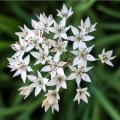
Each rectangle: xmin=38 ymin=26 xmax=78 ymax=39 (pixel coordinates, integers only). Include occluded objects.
xmin=31 ymin=47 xmax=49 ymax=65
xmin=15 ymin=25 xmax=32 ymax=40
xmin=48 ymin=18 xmax=70 ymax=39
xmin=71 ymin=42 xmax=96 ymax=66
xmin=57 ymin=4 xmax=73 ymax=19
xmin=26 ymin=29 xmax=44 ymax=50
xmin=42 ymin=90 xmax=60 ymax=113
xmin=8 ymin=3 xmax=116 ymax=113
xmin=79 ymin=17 xmax=97 ymax=35
xmin=67 ymin=64 xmax=92 ymax=86
xmin=48 ymin=68 xmax=67 ymax=89
xmin=27 ymin=71 xmax=48 ymax=96
xmin=11 ymin=38 xmax=27 ymax=57
xmin=74 ymin=87 xmax=90 ymax=104
xmin=69 ymin=26 xmax=94 ymax=50
xmin=32 ymin=13 xmax=54 ymax=33
xmin=8 ymin=55 xmax=32 ymax=82
xmin=18 ymin=85 xmax=34 ymax=99
xmin=98 ymin=49 xmax=116 ymax=67
xmin=51 ymin=39 xmax=68 ymax=54
xmin=41 ymin=53 xmax=67 ymax=78
xmin=42 ymin=38 xmax=56 ymax=49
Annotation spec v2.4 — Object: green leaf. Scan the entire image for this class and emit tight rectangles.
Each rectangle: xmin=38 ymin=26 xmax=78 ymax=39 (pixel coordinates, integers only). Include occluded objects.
xmin=92 ymin=86 xmax=120 ymax=120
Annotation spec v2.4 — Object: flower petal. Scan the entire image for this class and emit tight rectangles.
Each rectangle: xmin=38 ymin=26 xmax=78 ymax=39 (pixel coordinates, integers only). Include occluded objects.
xmin=71 ymin=26 xmax=79 ymax=36
xmin=27 ymin=75 xmax=37 ymax=82
xmin=41 ymin=65 xmax=51 ymax=72
xmin=73 ymin=57 xmax=80 ymax=66
xmin=105 ymin=60 xmax=114 ymax=67
xmin=81 ymin=73 xmax=91 ymax=82
xmin=35 ymin=87 xmax=41 ymax=96
xmin=21 ymin=71 xmax=27 ymax=83
xmin=67 ymin=73 xmax=76 ymax=80
xmin=87 ymin=54 xmax=96 ymax=61
xmin=24 ymin=55 xmax=30 ymax=65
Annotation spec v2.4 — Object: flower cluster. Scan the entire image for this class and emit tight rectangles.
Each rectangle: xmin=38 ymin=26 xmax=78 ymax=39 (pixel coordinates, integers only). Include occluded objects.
xmin=7 ymin=4 xmax=116 ymax=113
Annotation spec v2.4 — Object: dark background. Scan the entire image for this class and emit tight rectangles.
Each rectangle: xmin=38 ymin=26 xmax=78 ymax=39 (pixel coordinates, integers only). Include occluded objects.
xmin=0 ymin=1 xmax=120 ymax=120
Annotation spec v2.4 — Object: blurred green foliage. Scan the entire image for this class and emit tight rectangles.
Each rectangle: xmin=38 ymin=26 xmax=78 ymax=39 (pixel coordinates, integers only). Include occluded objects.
xmin=0 ymin=1 xmax=120 ymax=120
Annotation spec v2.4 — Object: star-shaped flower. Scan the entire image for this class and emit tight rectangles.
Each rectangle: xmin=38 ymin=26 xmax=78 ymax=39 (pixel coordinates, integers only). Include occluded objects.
xmin=98 ymin=49 xmax=116 ymax=67
xmin=42 ymin=90 xmax=60 ymax=113
xmin=27 ymin=71 xmax=48 ymax=96
xmin=48 ymin=18 xmax=70 ymax=39
xmin=71 ymin=42 xmax=96 ymax=66
xmin=32 ymin=13 xmax=54 ymax=33
xmin=11 ymin=38 xmax=28 ymax=57
xmin=69 ymin=26 xmax=94 ymax=50
xmin=79 ymin=17 xmax=97 ymax=35
xmin=48 ymin=68 xmax=67 ymax=89
xmin=41 ymin=53 xmax=67 ymax=79
xmin=57 ymin=4 xmax=73 ymax=19
xmin=31 ymin=47 xmax=49 ymax=65
xmin=51 ymin=39 xmax=68 ymax=54
xmin=67 ymin=64 xmax=92 ymax=86
xmin=18 ymin=85 xmax=34 ymax=99
xmin=74 ymin=87 xmax=90 ymax=104
xmin=8 ymin=55 xmax=32 ymax=82
xmin=15 ymin=25 xmax=32 ymax=40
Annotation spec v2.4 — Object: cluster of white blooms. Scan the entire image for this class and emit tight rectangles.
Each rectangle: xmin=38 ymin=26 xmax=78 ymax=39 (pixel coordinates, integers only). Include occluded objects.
xmin=7 ymin=4 xmax=116 ymax=113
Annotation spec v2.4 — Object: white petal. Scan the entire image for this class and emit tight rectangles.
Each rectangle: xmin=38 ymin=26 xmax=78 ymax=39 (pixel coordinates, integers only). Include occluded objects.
xmin=67 ymin=73 xmax=76 ymax=80
xmin=73 ymin=57 xmax=80 ymax=66
xmin=54 ymin=103 xmax=59 ymax=112
xmin=24 ymin=55 xmax=30 ymax=65
xmin=27 ymin=75 xmax=37 ymax=82
xmin=31 ymin=52 xmax=40 ymax=59
xmin=60 ymin=32 xmax=68 ymax=39
xmin=81 ymin=73 xmax=91 ymax=82
xmin=59 ymin=18 xmax=66 ymax=28
xmin=78 ymin=41 xmax=87 ymax=50
xmin=31 ymin=19 xmax=38 ymax=29
xmin=41 ymin=65 xmax=51 ymax=72
xmin=105 ymin=60 xmax=114 ymax=67
xmin=81 ymin=94 xmax=88 ymax=103
xmin=65 ymin=26 xmax=70 ymax=32
xmin=37 ymin=71 xmax=42 ymax=79
xmin=73 ymin=41 xmax=79 ymax=50
xmin=85 ymin=17 xmax=91 ymax=28
xmin=53 ymin=52 xmax=60 ymax=63
xmin=57 ymin=68 xmax=65 ymax=76
xmin=47 ymin=80 xmax=56 ymax=86
xmin=13 ymin=70 xmax=21 ymax=77
xmin=43 ymin=78 xmax=48 ymax=84
xmin=76 ymin=77 xmax=81 ymax=87
xmin=35 ymin=87 xmax=41 ymax=96
xmin=53 ymin=34 xmax=59 ymax=39
xmin=26 ymin=45 xmax=34 ymax=52
xmin=83 ymin=35 xmax=94 ymax=41
xmin=48 ymin=27 xmax=56 ymax=33
xmin=71 ymin=26 xmax=79 ymax=36
xmin=106 ymin=50 xmax=113 ymax=57
xmin=68 ymin=65 xmax=76 ymax=71
xmin=50 ymin=71 xmax=56 ymax=79
xmin=68 ymin=36 xmax=74 ymax=41
xmin=87 ymin=45 xmax=94 ymax=53
xmin=87 ymin=54 xmax=96 ymax=61
xmin=62 ymin=4 xmax=68 ymax=13
xmin=27 ymin=66 xmax=33 ymax=72
xmin=61 ymin=81 xmax=67 ymax=89
xmin=71 ymin=50 xmax=78 ymax=55
xmin=21 ymin=71 xmax=27 ymax=83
